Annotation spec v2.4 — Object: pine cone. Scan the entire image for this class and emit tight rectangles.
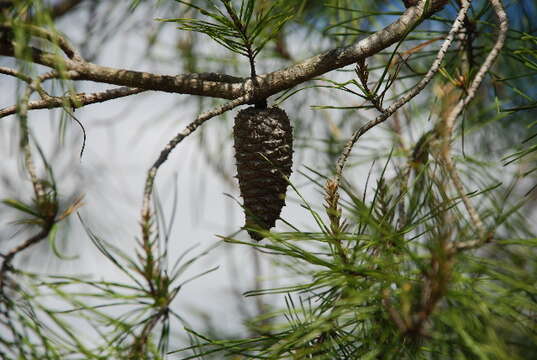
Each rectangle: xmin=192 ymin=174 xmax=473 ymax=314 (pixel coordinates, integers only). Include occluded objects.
xmin=233 ymin=106 xmax=293 ymax=241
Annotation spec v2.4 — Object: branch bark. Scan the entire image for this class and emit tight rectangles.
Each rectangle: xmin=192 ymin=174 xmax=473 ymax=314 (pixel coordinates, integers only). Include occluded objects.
xmin=0 ymin=87 xmax=146 ymax=118
xmin=1 ymin=2 xmax=447 ymax=103
xmin=50 ymin=0 xmax=85 ymax=19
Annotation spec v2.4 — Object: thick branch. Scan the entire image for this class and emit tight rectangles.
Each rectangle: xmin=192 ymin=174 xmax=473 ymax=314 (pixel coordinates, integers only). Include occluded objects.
xmin=0 ymin=2 xmax=447 ymax=102
xmin=71 ymin=63 xmax=245 ymax=99
xmin=84 ymin=3 xmax=438 ymax=100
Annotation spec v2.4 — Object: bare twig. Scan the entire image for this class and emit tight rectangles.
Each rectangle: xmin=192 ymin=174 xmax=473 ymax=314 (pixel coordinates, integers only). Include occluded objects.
xmin=382 ymin=289 xmax=408 ymax=332
xmin=140 ymin=93 xmax=252 ymax=239
xmin=0 ymin=86 xmax=146 ymax=118
xmin=0 ymin=74 xmax=62 ymax=287
xmin=0 ymin=67 xmax=57 ymax=100
xmin=450 ymin=233 xmax=494 ymax=253
xmin=1 ymin=82 xmax=52 ymax=286
xmin=0 ymin=66 xmax=31 ymax=83
xmin=440 ymin=0 xmax=508 ymax=247
xmin=0 ymin=228 xmax=52 ymax=286
xmin=334 ymin=0 xmax=471 ymax=186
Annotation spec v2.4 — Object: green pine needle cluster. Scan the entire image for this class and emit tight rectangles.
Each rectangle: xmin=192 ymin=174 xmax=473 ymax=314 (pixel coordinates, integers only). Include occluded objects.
xmin=162 ymin=0 xmax=294 ymax=62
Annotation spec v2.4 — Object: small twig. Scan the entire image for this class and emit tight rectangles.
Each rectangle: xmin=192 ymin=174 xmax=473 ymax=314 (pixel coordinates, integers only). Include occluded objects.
xmin=1 ymin=228 xmax=51 ymax=266
xmin=140 ymin=93 xmax=252 ymax=239
xmin=1 ymin=22 xmax=83 ymax=61
xmin=442 ymin=0 xmax=508 ymax=135
xmin=440 ymin=0 xmax=508 ymax=247
xmin=333 ymin=0 xmax=471 ymax=185
xmin=49 ymin=0 xmax=85 ymax=19
xmin=0 ymin=78 xmax=59 ymax=287
xmin=129 ymin=307 xmax=169 ymax=358
xmin=136 ymin=94 xmax=251 ymax=327
xmin=17 ymin=73 xmax=59 ymax=192
xmin=382 ymin=289 xmax=408 ymax=332
xmin=448 ymin=232 xmax=494 ymax=253
xmin=19 ymin=84 xmax=45 ymax=201
xmin=0 ymin=68 xmax=57 ymax=100
xmin=0 ymin=228 xmax=51 ymax=289
xmin=0 ymin=86 xmax=145 ymax=119
xmin=0 ymin=66 xmax=31 ymax=83
xmin=413 ymin=223 xmax=454 ymax=334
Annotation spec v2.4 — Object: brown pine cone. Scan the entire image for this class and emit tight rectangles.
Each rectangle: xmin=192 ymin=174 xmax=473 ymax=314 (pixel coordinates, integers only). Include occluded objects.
xmin=233 ymin=106 xmax=293 ymax=241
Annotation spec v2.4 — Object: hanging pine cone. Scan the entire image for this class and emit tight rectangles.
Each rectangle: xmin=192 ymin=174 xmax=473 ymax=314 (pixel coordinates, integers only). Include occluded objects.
xmin=233 ymin=106 xmax=293 ymax=241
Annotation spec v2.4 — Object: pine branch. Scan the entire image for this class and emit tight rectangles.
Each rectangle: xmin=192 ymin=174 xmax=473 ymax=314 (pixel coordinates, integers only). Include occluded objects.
xmin=0 ymin=2 xmax=447 ymax=107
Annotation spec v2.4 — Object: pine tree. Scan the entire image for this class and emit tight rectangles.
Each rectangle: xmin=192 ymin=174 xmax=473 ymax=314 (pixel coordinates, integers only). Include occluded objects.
xmin=0 ymin=0 xmax=536 ymax=359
